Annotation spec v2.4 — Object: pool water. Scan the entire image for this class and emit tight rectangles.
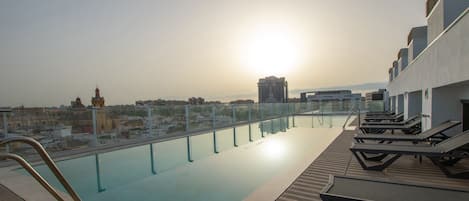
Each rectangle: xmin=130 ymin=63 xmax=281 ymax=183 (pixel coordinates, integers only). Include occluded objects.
xmin=22 ymin=116 xmax=349 ymax=201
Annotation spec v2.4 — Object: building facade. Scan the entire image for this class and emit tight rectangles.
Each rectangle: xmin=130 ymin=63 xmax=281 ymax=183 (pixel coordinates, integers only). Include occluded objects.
xmin=387 ymin=0 xmax=469 ymax=133
xmin=300 ymin=90 xmax=361 ymax=112
xmin=257 ymin=76 xmax=288 ymax=103
xmin=365 ymin=89 xmax=387 ymax=112
xmin=365 ymin=89 xmax=386 ymax=102
xmin=302 ymin=90 xmax=361 ymax=102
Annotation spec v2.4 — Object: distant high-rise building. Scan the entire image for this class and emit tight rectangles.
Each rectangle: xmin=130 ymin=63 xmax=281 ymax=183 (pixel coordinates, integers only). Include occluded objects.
xmin=91 ymin=88 xmax=105 ymax=108
xmin=257 ymin=76 xmax=288 ymax=103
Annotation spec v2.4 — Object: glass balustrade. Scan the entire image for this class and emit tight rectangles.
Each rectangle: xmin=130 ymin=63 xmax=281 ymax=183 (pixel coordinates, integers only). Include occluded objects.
xmin=0 ymin=100 xmax=385 ymax=158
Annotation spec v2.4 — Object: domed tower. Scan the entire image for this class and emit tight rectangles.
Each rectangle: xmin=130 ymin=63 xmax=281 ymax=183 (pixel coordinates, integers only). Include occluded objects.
xmin=71 ymin=97 xmax=85 ymax=108
xmin=91 ymin=87 xmax=105 ymax=107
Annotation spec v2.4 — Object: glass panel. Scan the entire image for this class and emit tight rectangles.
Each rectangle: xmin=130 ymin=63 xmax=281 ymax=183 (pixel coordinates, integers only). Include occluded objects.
xmin=367 ymin=100 xmax=385 ymax=112
xmin=250 ymin=104 xmax=261 ymax=122
xmin=188 ymin=105 xmax=212 ymax=132
xmin=7 ymin=107 xmax=95 ymax=156
xmin=234 ymin=104 xmax=250 ymax=123
xmin=214 ymin=104 xmax=233 ymax=128
xmin=250 ymin=122 xmax=263 ymax=140
xmin=151 ymin=105 xmax=186 ymax=137
xmin=98 ymin=106 xmax=146 ymax=146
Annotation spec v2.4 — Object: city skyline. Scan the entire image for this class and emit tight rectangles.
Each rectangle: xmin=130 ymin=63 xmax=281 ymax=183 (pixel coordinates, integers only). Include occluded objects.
xmin=0 ymin=0 xmax=426 ymax=107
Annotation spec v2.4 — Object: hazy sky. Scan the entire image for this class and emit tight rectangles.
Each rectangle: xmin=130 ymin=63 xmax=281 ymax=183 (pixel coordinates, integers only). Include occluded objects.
xmin=0 ymin=0 xmax=426 ymax=107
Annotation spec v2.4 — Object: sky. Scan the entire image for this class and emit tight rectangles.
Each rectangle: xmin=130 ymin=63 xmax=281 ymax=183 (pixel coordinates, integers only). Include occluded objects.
xmin=0 ymin=0 xmax=427 ymax=107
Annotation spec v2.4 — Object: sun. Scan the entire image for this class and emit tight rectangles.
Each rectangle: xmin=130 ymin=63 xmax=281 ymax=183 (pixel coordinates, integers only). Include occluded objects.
xmin=240 ymin=25 xmax=302 ymax=76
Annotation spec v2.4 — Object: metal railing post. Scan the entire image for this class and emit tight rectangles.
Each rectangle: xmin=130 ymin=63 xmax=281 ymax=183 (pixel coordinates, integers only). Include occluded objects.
xmin=286 ymin=103 xmax=290 ymax=129
xmin=212 ymin=105 xmax=218 ymax=153
xmin=358 ymin=107 xmax=361 ymax=127
xmin=92 ymin=108 xmax=98 ymax=146
xmin=232 ymin=105 xmax=237 ymax=147
xmin=150 ymin=144 xmax=157 ymax=174
xmin=260 ymin=104 xmax=264 ymax=138
xmin=3 ymin=112 xmax=9 ymax=152
xmin=147 ymin=106 xmax=153 ymax=137
xmin=95 ymin=154 xmax=106 ymax=192
xmin=292 ymin=103 xmax=296 ymax=127
xmin=270 ymin=119 xmax=274 ymax=134
xmin=248 ymin=104 xmax=253 ymax=142
xmin=185 ymin=105 xmax=193 ymax=162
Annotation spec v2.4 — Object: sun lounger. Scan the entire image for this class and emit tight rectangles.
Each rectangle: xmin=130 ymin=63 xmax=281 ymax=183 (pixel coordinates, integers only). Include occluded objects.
xmin=355 ymin=120 xmax=460 ymax=143
xmin=359 ymin=119 xmax=421 ymax=134
xmin=364 ymin=113 xmax=403 ymax=122
xmin=355 ymin=120 xmax=460 ymax=161
xmin=350 ymin=130 xmax=469 ymax=178
xmin=320 ymin=175 xmax=469 ymax=201
xmin=365 ymin=111 xmax=395 ymax=116
xmin=361 ymin=114 xmax=420 ymax=126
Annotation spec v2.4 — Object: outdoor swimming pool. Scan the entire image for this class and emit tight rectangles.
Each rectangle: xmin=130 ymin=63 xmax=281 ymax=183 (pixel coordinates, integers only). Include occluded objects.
xmin=19 ymin=116 xmax=351 ymax=201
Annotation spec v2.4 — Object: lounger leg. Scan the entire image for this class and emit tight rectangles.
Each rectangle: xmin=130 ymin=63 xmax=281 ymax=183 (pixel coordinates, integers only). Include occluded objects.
xmin=439 ymin=157 xmax=463 ymax=166
xmin=354 ymin=138 xmax=363 ymax=143
xmin=352 ymin=151 xmax=401 ymax=171
xmin=359 ymin=152 xmax=389 ymax=161
xmin=430 ymin=157 xmax=469 ymax=179
xmin=359 ymin=128 xmax=367 ymax=134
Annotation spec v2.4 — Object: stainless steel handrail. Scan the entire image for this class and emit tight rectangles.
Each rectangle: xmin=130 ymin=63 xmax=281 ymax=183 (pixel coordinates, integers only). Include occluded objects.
xmin=0 ymin=153 xmax=66 ymax=201
xmin=0 ymin=136 xmax=82 ymax=201
xmin=342 ymin=104 xmax=358 ymax=130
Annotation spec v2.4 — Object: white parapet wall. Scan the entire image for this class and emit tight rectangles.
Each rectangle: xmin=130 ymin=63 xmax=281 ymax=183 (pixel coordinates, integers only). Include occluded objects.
xmin=387 ymin=9 xmax=469 ymax=131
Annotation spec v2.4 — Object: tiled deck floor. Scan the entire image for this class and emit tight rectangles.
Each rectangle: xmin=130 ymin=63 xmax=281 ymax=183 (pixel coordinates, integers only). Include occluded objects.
xmin=0 ymin=184 xmax=23 ymax=201
xmin=277 ymin=121 xmax=469 ymax=201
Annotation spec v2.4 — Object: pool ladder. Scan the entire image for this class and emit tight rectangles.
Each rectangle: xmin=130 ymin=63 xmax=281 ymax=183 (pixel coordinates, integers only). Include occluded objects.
xmin=0 ymin=136 xmax=82 ymax=201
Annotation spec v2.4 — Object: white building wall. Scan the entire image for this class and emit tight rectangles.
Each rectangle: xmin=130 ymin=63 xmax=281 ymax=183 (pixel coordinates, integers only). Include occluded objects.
xmin=427 ymin=0 xmax=469 ymax=44
xmin=387 ymin=10 xmax=469 ymax=131
xmin=432 ymin=82 xmax=469 ymax=134
xmin=388 ymin=10 xmax=469 ymax=93
xmin=422 ymin=88 xmax=433 ymax=130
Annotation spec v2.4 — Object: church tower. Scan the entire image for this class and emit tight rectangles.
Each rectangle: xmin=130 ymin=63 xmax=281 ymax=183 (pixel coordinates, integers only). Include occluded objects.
xmin=91 ymin=87 xmax=105 ymax=107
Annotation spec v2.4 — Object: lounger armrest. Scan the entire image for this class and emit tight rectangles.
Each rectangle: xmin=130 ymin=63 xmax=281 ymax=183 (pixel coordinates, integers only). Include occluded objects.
xmin=320 ymin=175 xmax=366 ymax=201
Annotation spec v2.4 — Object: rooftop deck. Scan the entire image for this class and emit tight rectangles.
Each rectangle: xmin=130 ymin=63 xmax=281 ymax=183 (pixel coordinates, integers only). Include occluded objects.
xmin=277 ymin=119 xmax=469 ymax=201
